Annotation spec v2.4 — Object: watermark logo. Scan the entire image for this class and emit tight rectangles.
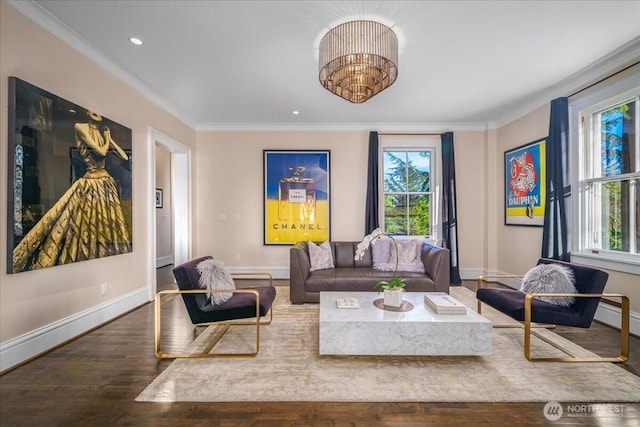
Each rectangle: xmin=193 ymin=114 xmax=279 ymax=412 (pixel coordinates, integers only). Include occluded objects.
xmin=543 ymin=402 xmax=626 ymax=421
xmin=543 ymin=401 xmax=563 ymax=421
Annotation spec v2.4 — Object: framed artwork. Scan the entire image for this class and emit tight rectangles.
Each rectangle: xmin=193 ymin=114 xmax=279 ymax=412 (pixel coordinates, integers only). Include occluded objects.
xmin=504 ymin=137 xmax=546 ymax=226
xmin=263 ymin=150 xmax=330 ymax=245
xmin=155 ymin=189 xmax=163 ymax=208
xmin=7 ymin=76 xmax=133 ymax=273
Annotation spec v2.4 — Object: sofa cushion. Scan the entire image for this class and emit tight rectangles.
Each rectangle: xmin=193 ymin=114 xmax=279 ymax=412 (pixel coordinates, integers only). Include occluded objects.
xmin=308 ymin=241 xmax=335 ymax=272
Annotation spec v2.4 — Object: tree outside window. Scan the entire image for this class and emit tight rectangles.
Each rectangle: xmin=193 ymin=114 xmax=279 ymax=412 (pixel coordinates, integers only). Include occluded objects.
xmin=383 ymin=150 xmax=432 ymax=237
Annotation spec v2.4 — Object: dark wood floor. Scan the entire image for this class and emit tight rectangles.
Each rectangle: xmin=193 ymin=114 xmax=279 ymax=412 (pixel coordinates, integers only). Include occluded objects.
xmin=1 ymin=266 xmax=638 ymax=426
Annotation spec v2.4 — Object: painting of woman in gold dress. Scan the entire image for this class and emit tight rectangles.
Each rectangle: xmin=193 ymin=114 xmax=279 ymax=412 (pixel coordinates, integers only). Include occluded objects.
xmin=7 ymin=77 xmax=133 ymax=273
xmin=10 ymin=92 xmax=132 ymax=272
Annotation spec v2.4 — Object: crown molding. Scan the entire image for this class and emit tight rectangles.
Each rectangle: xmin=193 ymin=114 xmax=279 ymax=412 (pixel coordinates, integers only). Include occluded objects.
xmin=12 ymin=1 xmax=635 ymax=133
xmin=493 ymin=36 xmax=640 ymax=128
xmin=195 ymin=121 xmax=490 ymax=132
xmin=7 ymin=0 xmax=196 ymax=129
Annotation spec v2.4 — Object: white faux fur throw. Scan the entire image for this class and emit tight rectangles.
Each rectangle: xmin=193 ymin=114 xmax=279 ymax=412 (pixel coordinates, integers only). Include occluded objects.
xmin=196 ymin=259 xmax=235 ymax=305
xmin=520 ymin=264 xmax=577 ymax=307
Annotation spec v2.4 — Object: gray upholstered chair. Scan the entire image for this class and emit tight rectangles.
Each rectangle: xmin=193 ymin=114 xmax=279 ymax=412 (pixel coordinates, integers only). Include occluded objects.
xmin=476 ymin=258 xmax=629 ymax=363
xmin=155 ymin=256 xmax=276 ymax=358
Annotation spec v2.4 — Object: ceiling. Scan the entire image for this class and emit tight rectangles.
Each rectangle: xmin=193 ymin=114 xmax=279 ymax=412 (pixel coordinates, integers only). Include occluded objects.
xmin=15 ymin=1 xmax=640 ymax=130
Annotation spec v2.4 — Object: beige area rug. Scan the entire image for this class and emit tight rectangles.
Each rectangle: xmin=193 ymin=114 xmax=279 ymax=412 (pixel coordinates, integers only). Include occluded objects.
xmin=137 ymin=287 xmax=640 ymax=403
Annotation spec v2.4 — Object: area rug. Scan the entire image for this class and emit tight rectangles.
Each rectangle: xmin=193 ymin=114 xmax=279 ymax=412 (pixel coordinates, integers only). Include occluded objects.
xmin=137 ymin=287 xmax=640 ymax=403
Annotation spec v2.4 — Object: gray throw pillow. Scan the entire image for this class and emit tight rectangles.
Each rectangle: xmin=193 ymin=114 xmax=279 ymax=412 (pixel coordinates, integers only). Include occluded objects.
xmin=308 ymin=241 xmax=334 ymax=271
xmin=196 ymin=259 xmax=235 ymax=305
xmin=520 ymin=264 xmax=577 ymax=307
xmin=371 ymin=237 xmax=391 ymax=268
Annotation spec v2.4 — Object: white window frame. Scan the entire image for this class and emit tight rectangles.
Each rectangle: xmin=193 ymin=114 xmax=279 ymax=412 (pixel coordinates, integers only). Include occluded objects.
xmin=378 ymin=136 xmax=442 ymax=244
xmin=569 ymin=72 xmax=640 ymax=274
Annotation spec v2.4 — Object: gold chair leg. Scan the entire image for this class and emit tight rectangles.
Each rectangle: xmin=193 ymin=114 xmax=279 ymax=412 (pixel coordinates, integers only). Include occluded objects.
xmin=154 ymin=289 xmax=273 ymax=359
xmin=524 ymin=294 xmax=630 ymax=363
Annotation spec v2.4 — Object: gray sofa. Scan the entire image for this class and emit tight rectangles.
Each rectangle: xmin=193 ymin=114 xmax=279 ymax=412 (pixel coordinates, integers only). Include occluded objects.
xmin=289 ymin=240 xmax=450 ymax=304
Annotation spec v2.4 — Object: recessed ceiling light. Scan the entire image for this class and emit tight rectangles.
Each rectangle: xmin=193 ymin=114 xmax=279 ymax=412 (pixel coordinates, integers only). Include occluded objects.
xmin=129 ymin=37 xmax=143 ymax=46
xmin=293 ymin=111 xmax=300 ymax=115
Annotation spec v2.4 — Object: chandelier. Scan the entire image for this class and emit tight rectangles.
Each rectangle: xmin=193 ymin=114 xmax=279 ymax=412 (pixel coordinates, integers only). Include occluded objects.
xmin=319 ymin=20 xmax=398 ymax=104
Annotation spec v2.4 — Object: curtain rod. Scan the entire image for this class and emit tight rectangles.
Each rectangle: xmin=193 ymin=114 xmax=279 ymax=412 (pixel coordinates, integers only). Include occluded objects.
xmin=378 ymin=133 xmax=442 ymax=136
xmin=567 ymin=60 xmax=639 ymax=98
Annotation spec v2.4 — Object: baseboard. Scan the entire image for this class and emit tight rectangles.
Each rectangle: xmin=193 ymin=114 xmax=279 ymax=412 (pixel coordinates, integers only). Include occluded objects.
xmin=0 ymin=288 xmax=149 ymax=374
xmin=595 ymin=300 xmax=640 ymax=337
xmin=156 ymin=255 xmax=173 ymax=268
xmin=461 ymin=268 xmax=640 ymax=336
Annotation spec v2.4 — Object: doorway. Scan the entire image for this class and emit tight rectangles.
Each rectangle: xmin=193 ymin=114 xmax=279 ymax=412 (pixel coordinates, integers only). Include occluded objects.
xmin=149 ymin=128 xmax=191 ymax=298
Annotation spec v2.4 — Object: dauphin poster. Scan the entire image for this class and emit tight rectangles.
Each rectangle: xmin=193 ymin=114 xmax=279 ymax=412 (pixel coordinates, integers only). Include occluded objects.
xmin=504 ymin=138 xmax=546 ymax=226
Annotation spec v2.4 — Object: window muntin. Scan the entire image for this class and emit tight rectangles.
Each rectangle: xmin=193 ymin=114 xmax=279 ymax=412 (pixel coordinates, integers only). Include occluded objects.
xmin=576 ymin=83 xmax=640 ymax=267
xmin=381 ymin=146 xmax=437 ymax=238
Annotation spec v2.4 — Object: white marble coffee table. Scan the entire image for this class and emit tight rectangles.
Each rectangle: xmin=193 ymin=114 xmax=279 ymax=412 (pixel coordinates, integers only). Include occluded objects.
xmin=319 ymin=291 xmax=492 ymax=356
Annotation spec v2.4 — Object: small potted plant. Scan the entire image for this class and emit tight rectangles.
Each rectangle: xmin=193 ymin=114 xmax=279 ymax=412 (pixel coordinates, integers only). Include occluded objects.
xmin=375 ymin=276 xmax=406 ymax=307
xmin=355 ymin=228 xmax=406 ymax=307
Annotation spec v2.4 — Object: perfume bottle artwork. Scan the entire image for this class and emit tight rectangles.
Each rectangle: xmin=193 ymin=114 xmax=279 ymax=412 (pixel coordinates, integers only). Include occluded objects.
xmin=278 ymin=166 xmax=315 ymax=221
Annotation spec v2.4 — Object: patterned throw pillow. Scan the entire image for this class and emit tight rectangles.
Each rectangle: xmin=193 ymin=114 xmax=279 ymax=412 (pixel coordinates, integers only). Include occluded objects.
xmin=520 ymin=263 xmax=577 ymax=307
xmin=375 ymin=239 xmax=425 ymax=273
xmin=371 ymin=237 xmax=392 ymax=269
xmin=308 ymin=241 xmax=335 ymax=272
xmin=196 ymin=259 xmax=235 ymax=305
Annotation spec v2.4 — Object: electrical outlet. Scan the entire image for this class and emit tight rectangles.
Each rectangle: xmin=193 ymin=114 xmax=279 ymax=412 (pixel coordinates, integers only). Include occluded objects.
xmin=234 ymin=254 xmax=241 ymax=262
xmin=100 ymin=282 xmax=109 ymax=295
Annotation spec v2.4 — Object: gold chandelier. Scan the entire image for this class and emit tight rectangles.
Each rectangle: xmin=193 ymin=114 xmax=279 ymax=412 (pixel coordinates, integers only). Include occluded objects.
xmin=319 ymin=20 xmax=398 ymax=104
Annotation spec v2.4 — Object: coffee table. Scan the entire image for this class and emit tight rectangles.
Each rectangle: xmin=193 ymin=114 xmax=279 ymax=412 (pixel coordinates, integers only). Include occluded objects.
xmin=319 ymin=291 xmax=492 ymax=356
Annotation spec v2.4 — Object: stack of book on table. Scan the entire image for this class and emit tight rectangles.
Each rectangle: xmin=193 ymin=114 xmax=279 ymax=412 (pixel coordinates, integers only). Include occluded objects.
xmin=424 ymin=292 xmax=467 ymax=314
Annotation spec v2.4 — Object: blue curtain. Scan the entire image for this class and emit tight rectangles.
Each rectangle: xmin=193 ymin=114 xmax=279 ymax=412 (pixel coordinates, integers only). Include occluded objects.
xmin=542 ymin=97 xmax=571 ymax=261
xmin=441 ymin=132 xmax=462 ymax=284
xmin=365 ymin=131 xmax=379 ymax=234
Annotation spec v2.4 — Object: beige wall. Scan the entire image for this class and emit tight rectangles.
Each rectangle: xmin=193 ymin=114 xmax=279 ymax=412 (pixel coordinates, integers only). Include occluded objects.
xmin=496 ymin=103 xmax=640 ymax=313
xmin=454 ymin=131 xmax=492 ymax=274
xmin=0 ymin=2 xmax=196 ymax=343
xmin=194 ymin=130 xmax=488 ymax=275
xmin=496 ymin=104 xmax=550 ymax=274
xmin=194 ymin=131 xmax=369 ymax=271
xmin=155 ymin=146 xmax=173 ymax=264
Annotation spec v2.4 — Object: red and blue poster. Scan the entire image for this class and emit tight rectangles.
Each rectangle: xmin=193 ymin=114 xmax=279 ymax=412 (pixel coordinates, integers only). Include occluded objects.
xmin=504 ymin=138 xmax=546 ymax=226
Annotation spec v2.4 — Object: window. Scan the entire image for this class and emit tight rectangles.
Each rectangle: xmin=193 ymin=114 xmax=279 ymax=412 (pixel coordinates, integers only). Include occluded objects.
xmin=379 ymin=137 xmax=441 ymax=241
xmin=571 ymin=73 xmax=640 ymax=272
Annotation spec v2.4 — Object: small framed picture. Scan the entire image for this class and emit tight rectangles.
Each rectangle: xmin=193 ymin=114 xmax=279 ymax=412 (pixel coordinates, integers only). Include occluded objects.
xmin=155 ymin=188 xmax=163 ymax=208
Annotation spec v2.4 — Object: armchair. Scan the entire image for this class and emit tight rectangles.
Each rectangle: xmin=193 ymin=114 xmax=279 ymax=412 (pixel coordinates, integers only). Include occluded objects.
xmin=155 ymin=256 xmax=276 ymax=358
xmin=476 ymin=258 xmax=629 ymax=363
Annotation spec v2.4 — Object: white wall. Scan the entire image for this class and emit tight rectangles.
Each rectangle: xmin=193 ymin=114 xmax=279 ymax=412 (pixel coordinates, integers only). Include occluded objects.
xmin=155 ymin=145 xmax=173 ymax=267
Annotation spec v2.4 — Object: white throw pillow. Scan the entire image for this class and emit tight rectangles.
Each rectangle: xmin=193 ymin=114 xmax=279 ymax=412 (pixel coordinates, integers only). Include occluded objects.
xmin=308 ymin=241 xmax=334 ymax=272
xmin=196 ymin=259 xmax=235 ymax=305
xmin=520 ymin=263 xmax=577 ymax=307
xmin=388 ymin=239 xmax=425 ymax=273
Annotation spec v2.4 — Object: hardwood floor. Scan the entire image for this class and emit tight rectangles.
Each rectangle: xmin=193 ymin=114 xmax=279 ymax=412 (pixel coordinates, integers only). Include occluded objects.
xmin=0 ymin=266 xmax=638 ymax=426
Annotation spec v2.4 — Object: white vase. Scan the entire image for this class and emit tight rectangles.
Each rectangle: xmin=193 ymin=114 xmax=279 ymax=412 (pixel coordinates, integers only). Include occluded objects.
xmin=383 ymin=289 xmax=404 ymax=307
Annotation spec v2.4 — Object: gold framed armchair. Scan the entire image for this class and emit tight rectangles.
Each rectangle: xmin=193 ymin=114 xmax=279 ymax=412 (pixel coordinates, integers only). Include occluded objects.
xmin=155 ymin=256 xmax=276 ymax=359
xmin=476 ymin=258 xmax=629 ymax=363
